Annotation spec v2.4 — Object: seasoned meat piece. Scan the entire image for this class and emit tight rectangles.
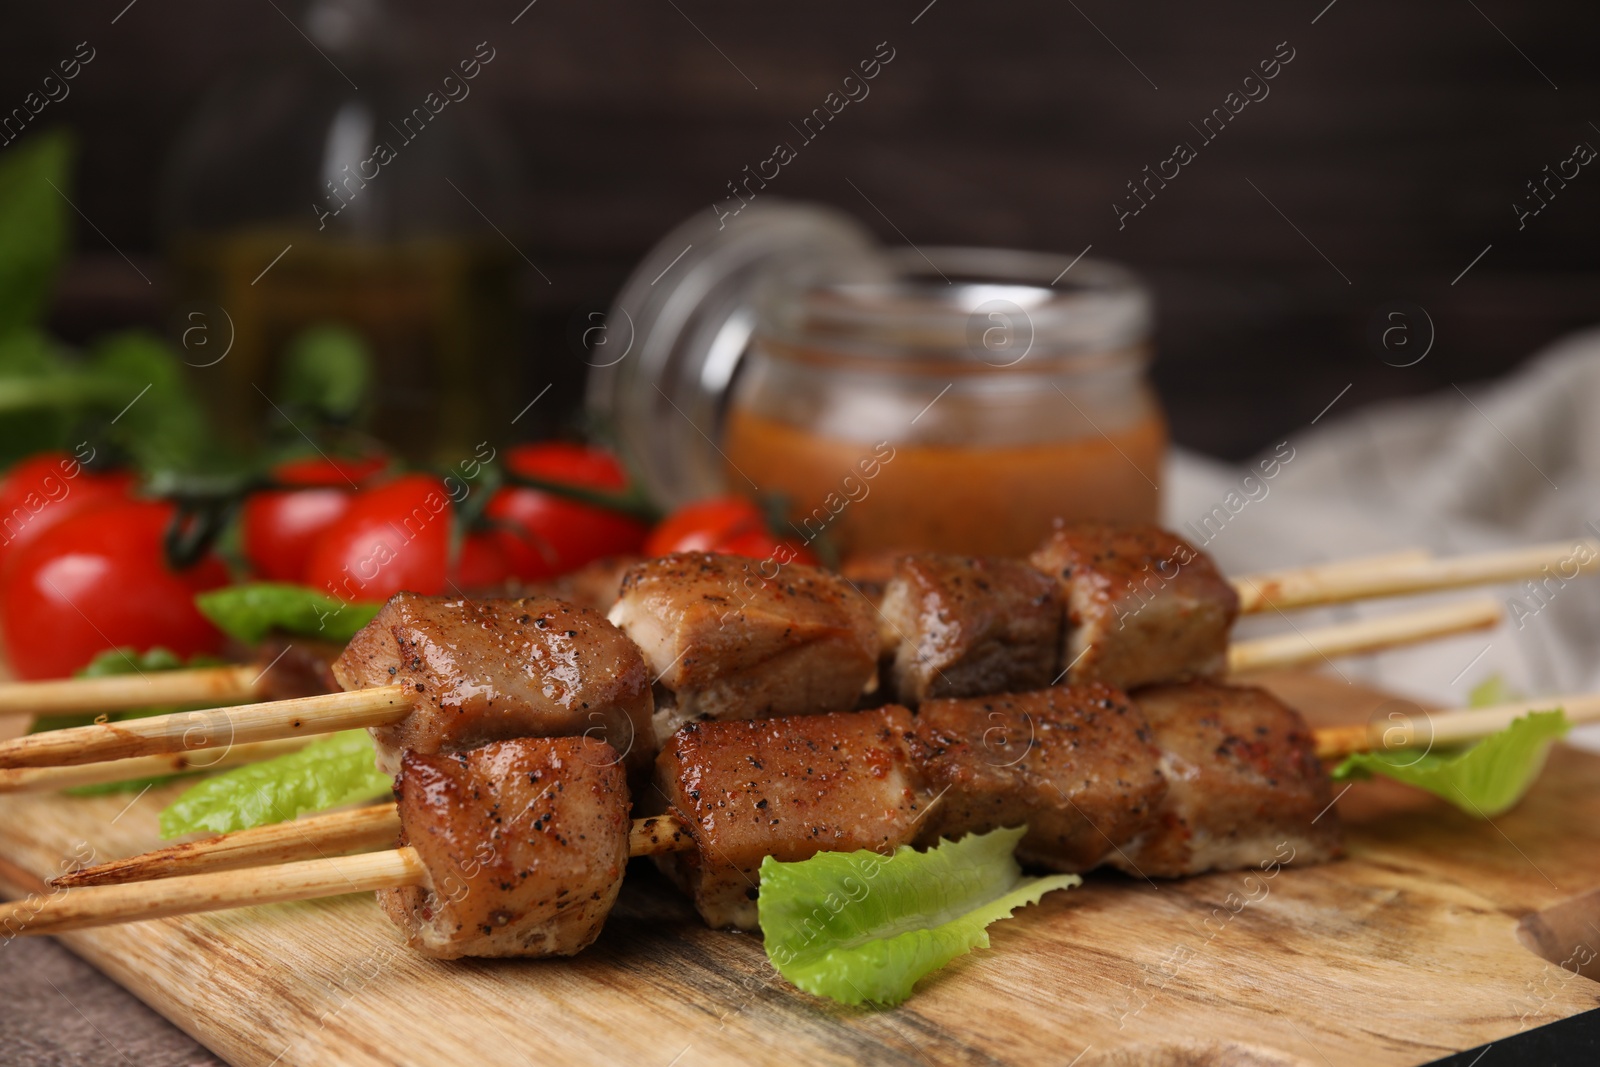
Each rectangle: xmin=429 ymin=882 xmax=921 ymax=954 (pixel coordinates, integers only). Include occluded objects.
xmin=379 ymin=737 xmax=630 ymax=959
xmin=881 ymin=555 xmax=1064 ymax=704
xmin=251 ymin=636 xmax=342 ymax=701
xmin=1111 ymin=682 xmax=1342 ymax=878
xmin=1029 ymin=522 xmax=1239 ymax=691
xmin=333 ymin=593 xmax=654 ymax=776
xmin=654 ymin=707 xmax=932 ymax=930
xmin=911 ymin=685 xmax=1165 ymax=871
xmin=608 ymin=553 xmax=879 ymax=737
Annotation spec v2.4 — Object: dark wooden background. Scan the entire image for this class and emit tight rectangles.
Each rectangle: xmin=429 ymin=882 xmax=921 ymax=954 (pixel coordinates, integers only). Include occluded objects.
xmin=5 ymin=0 xmax=1598 ymax=459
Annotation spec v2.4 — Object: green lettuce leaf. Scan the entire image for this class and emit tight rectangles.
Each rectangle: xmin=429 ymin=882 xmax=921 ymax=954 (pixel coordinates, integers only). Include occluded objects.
xmin=759 ymin=826 xmax=1079 ymax=1006
xmin=159 ymin=730 xmax=391 ymax=838
xmin=1468 ymin=674 xmax=1519 ymax=708
xmin=78 ymin=646 xmax=194 ymax=676
xmin=194 ymin=582 xmax=382 ymax=645
xmin=1331 ymin=709 xmax=1569 ymax=817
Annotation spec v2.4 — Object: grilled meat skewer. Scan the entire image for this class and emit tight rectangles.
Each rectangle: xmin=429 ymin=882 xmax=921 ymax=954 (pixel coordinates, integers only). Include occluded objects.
xmin=25 ymin=680 xmax=1346 ymax=955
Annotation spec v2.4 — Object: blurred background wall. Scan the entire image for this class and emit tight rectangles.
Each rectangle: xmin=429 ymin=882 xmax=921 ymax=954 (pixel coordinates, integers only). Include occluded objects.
xmin=5 ymin=0 xmax=1597 ymax=460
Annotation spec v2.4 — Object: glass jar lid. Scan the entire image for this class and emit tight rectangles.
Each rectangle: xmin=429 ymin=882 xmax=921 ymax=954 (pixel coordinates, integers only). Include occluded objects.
xmin=585 ymin=200 xmax=878 ymax=507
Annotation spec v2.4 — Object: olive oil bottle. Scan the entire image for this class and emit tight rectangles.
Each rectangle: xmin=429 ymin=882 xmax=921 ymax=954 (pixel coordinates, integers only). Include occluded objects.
xmin=158 ymin=0 xmax=525 ymax=461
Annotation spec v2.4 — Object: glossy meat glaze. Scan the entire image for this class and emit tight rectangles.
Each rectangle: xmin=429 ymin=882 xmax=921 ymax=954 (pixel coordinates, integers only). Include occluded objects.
xmin=333 ymin=592 xmax=654 ymax=776
xmin=1029 ymin=521 xmax=1239 ymax=691
xmin=381 ymin=736 xmax=630 ymax=959
xmin=608 ymin=553 xmax=880 ymax=737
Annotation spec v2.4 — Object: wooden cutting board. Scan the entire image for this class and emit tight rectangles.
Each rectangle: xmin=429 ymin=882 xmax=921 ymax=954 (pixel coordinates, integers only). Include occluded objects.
xmin=0 ymin=671 xmax=1597 ymax=1067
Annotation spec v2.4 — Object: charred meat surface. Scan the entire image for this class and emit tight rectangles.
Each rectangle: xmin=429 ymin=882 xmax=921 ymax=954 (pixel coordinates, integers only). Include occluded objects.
xmin=380 ymin=736 xmax=630 ymax=959
xmin=881 ymin=555 xmax=1064 ymax=704
xmin=1030 ymin=522 xmax=1239 ymax=691
xmin=1112 ymin=682 xmax=1342 ymax=878
xmin=333 ymin=593 xmax=654 ymax=775
xmin=911 ymin=685 xmax=1166 ymax=871
xmin=654 ymin=706 xmax=931 ymax=930
xmin=608 ymin=553 xmax=879 ymax=736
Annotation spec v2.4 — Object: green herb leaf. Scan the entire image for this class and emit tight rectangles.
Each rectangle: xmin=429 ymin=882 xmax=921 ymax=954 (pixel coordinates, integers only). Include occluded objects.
xmin=1331 ymin=709 xmax=1570 ymax=817
xmin=278 ymin=323 xmax=372 ymax=424
xmin=159 ymin=730 xmax=391 ymax=838
xmin=0 ymin=130 xmax=72 ymax=335
xmin=195 ymin=582 xmax=382 ymax=645
xmin=0 ymin=329 xmax=81 ymax=467
xmin=759 ymin=826 xmax=1080 ymax=1007
xmin=87 ymin=330 xmax=211 ymax=471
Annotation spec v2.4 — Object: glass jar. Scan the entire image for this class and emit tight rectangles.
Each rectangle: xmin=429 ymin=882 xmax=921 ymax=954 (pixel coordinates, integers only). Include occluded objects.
xmin=587 ymin=203 xmax=1164 ymax=558
xmin=723 ymin=247 xmax=1161 ymax=556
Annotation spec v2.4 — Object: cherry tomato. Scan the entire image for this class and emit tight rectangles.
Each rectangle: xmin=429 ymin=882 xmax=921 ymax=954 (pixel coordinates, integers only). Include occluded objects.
xmin=241 ymin=455 xmax=389 ymax=583
xmin=451 ymin=532 xmax=514 ymax=590
xmin=644 ymin=496 xmax=766 ymax=557
xmin=304 ymin=475 xmax=452 ymax=601
xmin=717 ymin=529 xmax=819 ymax=567
xmin=0 ymin=452 xmax=134 ymax=580
xmin=0 ymin=499 xmax=229 ymax=679
xmin=485 ymin=443 xmax=648 ymax=580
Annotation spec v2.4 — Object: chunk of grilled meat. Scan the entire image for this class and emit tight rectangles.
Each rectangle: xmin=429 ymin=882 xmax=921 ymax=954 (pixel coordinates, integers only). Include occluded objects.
xmin=654 ymin=707 xmax=932 ymax=930
xmin=1110 ymin=682 xmax=1342 ymax=878
xmin=1030 ymin=522 xmax=1239 ymax=691
xmin=380 ymin=737 xmax=630 ymax=959
xmin=911 ymin=685 xmax=1166 ymax=872
xmin=608 ymin=553 xmax=880 ymax=737
xmin=881 ymin=555 xmax=1064 ymax=705
xmin=333 ymin=593 xmax=654 ymax=776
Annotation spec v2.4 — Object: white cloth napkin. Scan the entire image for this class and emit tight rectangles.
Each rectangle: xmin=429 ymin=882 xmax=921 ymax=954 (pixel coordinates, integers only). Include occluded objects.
xmin=1164 ymin=325 xmax=1600 ymax=749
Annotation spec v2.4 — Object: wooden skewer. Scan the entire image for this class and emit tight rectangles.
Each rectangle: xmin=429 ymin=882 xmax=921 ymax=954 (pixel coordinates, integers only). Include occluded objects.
xmin=54 ymin=805 xmax=402 ymax=887
xmin=57 ymin=806 xmax=697 ymax=889
xmin=0 ymin=847 xmax=428 ymax=937
xmin=57 ymin=678 xmax=1597 ymax=892
xmin=1233 ymin=538 xmax=1600 ymax=615
xmin=0 ymin=600 xmax=1503 ymax=772
xmin=0 ymin=738 xmax=311 ymax=794
xmin=0 ymin=664 xmax=261 ymax=718
xmin=1225 ymin=597 xmax=1501 ymax=675
xmin=0 ymin=686 xmax=410 ymax=770
xmin=1237 ymin=547 xmax=1432 ymax=587
xmin=5 ymin=812 xmax=698 ymax=935
xmin=19 ymin=684 xmax=1600 ymax=930
xmin=1313 ymin=692 xmax=1600 ymax=759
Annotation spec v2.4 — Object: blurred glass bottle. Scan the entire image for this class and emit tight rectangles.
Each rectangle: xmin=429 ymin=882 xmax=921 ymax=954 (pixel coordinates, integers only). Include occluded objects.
xmin=158 ymin=0 xmax=524 ymax=461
